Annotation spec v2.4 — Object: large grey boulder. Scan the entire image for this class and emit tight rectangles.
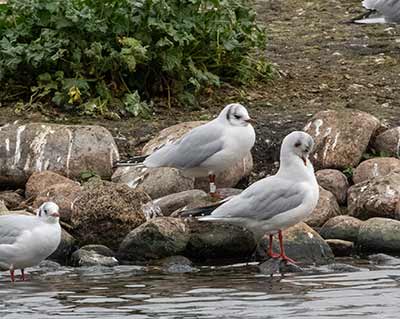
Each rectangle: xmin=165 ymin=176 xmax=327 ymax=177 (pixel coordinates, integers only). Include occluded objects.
xmin=71 ymin=182 xmax=148 ymax=250
xmin=183 ymin=219 xmax=255 ymax=260
xmin=347 ymin=172 xmax=400 ymax=220
xmin=260 ymin=222 xmax=334 ymax=264
xmin=352 ymin=157 xmax=400 ymax=184
xmin=304 ymin=110 xmax=380 ymax=170
xmin=118 ymin=217 xmax=190 ymax=261
xmin=319 ymin=215 xmax=364 ymax=242
xmin=358 ymin=218 xmax=400 ymax=253
xmin=0 ymin=123 xmax=119 ymax=187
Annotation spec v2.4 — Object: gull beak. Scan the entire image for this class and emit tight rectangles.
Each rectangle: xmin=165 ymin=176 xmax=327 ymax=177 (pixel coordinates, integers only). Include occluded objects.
xmin=245 ymin=118 xmax=257 ymax=125
xmin=301 ymin=155 xmax=307 ymax=166
xmin=51 ymin=212 xmax=60 ymax=218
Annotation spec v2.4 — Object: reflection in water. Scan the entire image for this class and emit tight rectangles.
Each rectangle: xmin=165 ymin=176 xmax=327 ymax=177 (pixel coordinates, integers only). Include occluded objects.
xmin=0 ymin=261 xmax=399 ymax=319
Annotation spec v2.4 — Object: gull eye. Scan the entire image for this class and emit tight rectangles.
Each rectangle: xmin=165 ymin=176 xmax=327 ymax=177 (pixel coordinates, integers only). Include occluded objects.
xmin=44 ymin=209 xmax=48 ymax=215
xmin=234 ymin=114 xmax=241 ymax=120
xmin=294 ymin=141 xmax=301 ymax=147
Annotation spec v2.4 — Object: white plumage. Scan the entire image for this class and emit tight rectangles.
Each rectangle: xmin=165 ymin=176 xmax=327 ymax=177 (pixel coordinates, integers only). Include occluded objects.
xmin=0 ymin=202 xmax=61 ymax=282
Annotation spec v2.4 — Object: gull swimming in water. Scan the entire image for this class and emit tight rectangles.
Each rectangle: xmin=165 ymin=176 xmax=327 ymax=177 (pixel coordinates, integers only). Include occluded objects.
xmin=116 ymin=103 xmax=256 ymax=198
xmin=181 ymin=131 xmax=319 ymax=263
xmin=0 ymin=202 xmax=61 ymax=282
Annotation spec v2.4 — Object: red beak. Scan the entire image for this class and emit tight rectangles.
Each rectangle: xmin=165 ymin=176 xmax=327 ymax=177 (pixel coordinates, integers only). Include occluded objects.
xmin=51 ymin=212 xmax=60 ymax=218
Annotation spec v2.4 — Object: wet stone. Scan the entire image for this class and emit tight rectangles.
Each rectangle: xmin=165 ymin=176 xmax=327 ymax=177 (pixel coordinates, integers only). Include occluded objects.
xmin=368 ymin=253 xmax=400 ymax=266
xmin=159 ymin=256 xmax=197 ymax=273
xmin=325 ymin=239 xmax=354 ymax=257
xmin=71 ymin=249 xmax=119 ymax=267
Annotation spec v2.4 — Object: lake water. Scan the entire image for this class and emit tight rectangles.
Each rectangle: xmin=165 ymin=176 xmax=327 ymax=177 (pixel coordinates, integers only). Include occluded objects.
xmin=1 ymin=258 xmax=399 ymax=319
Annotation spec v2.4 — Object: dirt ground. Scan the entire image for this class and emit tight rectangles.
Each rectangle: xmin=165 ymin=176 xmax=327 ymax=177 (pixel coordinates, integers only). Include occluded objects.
xmin=1 ymin=0 xmax=399 ymax=182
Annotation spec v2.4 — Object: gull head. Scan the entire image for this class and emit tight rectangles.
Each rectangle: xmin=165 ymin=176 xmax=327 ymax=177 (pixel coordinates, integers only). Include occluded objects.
xmin=282 ymin=131 xmax=314 ymax=165
xmin=37 ymin=201 xmax=60 ymax=223
xmin=219 ymin=103 xmax=255 ymax=127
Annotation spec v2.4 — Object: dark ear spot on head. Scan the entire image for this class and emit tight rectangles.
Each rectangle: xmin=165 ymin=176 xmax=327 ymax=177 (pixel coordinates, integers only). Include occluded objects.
xmin=226 ymin=105 xmax=233 ymax=121
xmin=294 ymin=140 xmax=301 ymax=147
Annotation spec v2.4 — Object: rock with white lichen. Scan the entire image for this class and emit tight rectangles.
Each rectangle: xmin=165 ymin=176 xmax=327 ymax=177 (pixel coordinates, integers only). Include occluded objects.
xmin=0 ymin=123 xmax=119 ymax=187
xmin=304 ymin=110 xmax=380 ymax=170
xmin=347 ymin=172 xmax=400 ymax=220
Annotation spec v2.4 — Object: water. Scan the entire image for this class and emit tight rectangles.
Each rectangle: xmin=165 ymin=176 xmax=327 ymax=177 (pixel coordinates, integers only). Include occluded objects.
xmin=1 ymin=259 xmax=399 ymax=319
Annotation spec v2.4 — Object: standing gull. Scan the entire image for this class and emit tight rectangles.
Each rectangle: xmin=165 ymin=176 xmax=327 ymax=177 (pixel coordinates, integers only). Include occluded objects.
xmin=0 ymin=202 xmax=61 ymax=282
xmin=116 ymin=103 xmax=256 ymax=198
xmin=352 ymin=0 xmax=400 ymax=24
xmin=181 ymin=131 xmax=319 ymax=263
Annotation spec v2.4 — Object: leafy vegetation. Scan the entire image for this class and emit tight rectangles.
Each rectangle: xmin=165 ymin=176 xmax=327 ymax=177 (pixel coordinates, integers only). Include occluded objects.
xmin=0 ymin=0 xmax=271 ymax=118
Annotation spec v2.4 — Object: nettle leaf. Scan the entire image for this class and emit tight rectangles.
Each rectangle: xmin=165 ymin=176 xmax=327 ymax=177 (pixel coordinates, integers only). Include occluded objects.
xmin=0 ymin=0 xmax=271 ymax=116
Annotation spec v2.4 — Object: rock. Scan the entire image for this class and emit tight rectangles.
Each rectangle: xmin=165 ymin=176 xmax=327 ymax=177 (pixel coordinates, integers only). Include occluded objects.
xmin=0 ymin=200 xmax=8 ymax=212
xmin=33 ymin=182 xmax=82 ymax=223
xmin=79 ymin=245 xmax=115 ymax=257
xmin=260 ymin=222 xmax=334 ymax=264
xmin=315 ymin=169 xmax=349 ymax=204
xmin=71 ymin=249 xmax=119 ymax=267
xmin=0 ymin=123 xmax=119 ymax=187
xmin=48 ymin=228 xmax=77 ymax=265
xmin=320 ymin=215 xmax=364 ymax=242
xmin=304 ymin=110 xmax=380 ymax=170
xmin=372 ymin=127 xmax=400 ymax=157
xmin=142 ymin=121 xmax=254 ymax=192
xmin=38 ymin=260 xmax=62 ymax=271
xmin=325 ymin=239 xmax=354 ymax=257
xmin=152 ymin=189 xmax=208 ymax=216
xmin=347 ymin=172 xmax=400 ymax=220
xmin=183 ymin=219 xmax=256 ymax=261
xmin=112 ymin=166 xmax=194 ymax=200
xmin=0 ymin=190 xmax=24 ymax=209
xmin=194 ymin=153 xmax=253 ymax=191
xmin=118 ymin=217 xmax=190 ymax=261
xmin=159 ymin=255 xmax=197 ymax=273
xmin=71 ymin=182 xmax=148 ymax=250
xmin=368 ymin=253 xmax=400 ymax=265
xmin=358 ymin=218 xmax=400 ymax=252
xmin=25 ymin=171 xmax=78 ymax=199
xmin=352 ymin=157 xmax=400 ymax=184
xmin=304 ymin=187 xmax=341 ymax=228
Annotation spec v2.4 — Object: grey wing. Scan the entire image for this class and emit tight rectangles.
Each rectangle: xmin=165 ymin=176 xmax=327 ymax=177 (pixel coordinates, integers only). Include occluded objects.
xmin=208 ymin=177 xmax=306 ymax=221
xmin=144 ymin=121 xmax=224 ymax=169
xmin=0 ymin=215 xmax=37 ymax=245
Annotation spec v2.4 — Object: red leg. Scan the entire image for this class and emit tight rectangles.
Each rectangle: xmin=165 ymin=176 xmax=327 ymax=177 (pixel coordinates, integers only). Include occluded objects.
xmin=10 ymin=268 xmax=15 ymax=283
xmin=278 ymin=230 xmax=297 ymax=264
xmin=267 ymin=234 xmax=280 ymax=258
xmin=21 ymin=269 xmax=25 ymax=281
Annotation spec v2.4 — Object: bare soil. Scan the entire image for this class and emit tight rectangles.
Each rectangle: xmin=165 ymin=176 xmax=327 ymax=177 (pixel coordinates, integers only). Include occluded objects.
xmin=1 ymin=0 xmax=399 ymax=182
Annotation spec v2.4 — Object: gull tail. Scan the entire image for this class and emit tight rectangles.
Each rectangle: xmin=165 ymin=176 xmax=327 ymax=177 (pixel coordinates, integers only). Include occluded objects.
xmin=348 ymin=10 xmax=386 ymax=24
xmin=113 ymin=155 xmax=149 ymax=168
xmin=179 ymin=200 xmax=227 ymax=218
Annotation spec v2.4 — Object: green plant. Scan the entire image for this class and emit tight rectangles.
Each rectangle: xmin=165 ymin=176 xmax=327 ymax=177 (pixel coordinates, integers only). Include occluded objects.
xmin=343 ymin=166 xmax=353 ymax=178
xmin=0 ymin=0 xmax=271 ymax=117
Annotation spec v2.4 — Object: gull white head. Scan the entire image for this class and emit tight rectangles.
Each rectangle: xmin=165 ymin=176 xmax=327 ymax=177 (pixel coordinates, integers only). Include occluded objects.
xmin=281 ymin=131 xmax=314 ymax=166
xmin=37 ymin=202 xmax=60 ymax=223
xmin=218 ymin=103 xmax=254 ymax=127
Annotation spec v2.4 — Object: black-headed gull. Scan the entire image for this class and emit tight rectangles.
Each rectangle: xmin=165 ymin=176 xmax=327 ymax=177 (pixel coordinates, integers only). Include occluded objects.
xmin=181 ymin=131 xmax=319 ymax=263
xmin=0 ymin=202 xmax=61 ymax=282
xmin=352 ymin=0 xmax=400 ymax=24
xmin=116 ymin=103 xmax=256 ymax=198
